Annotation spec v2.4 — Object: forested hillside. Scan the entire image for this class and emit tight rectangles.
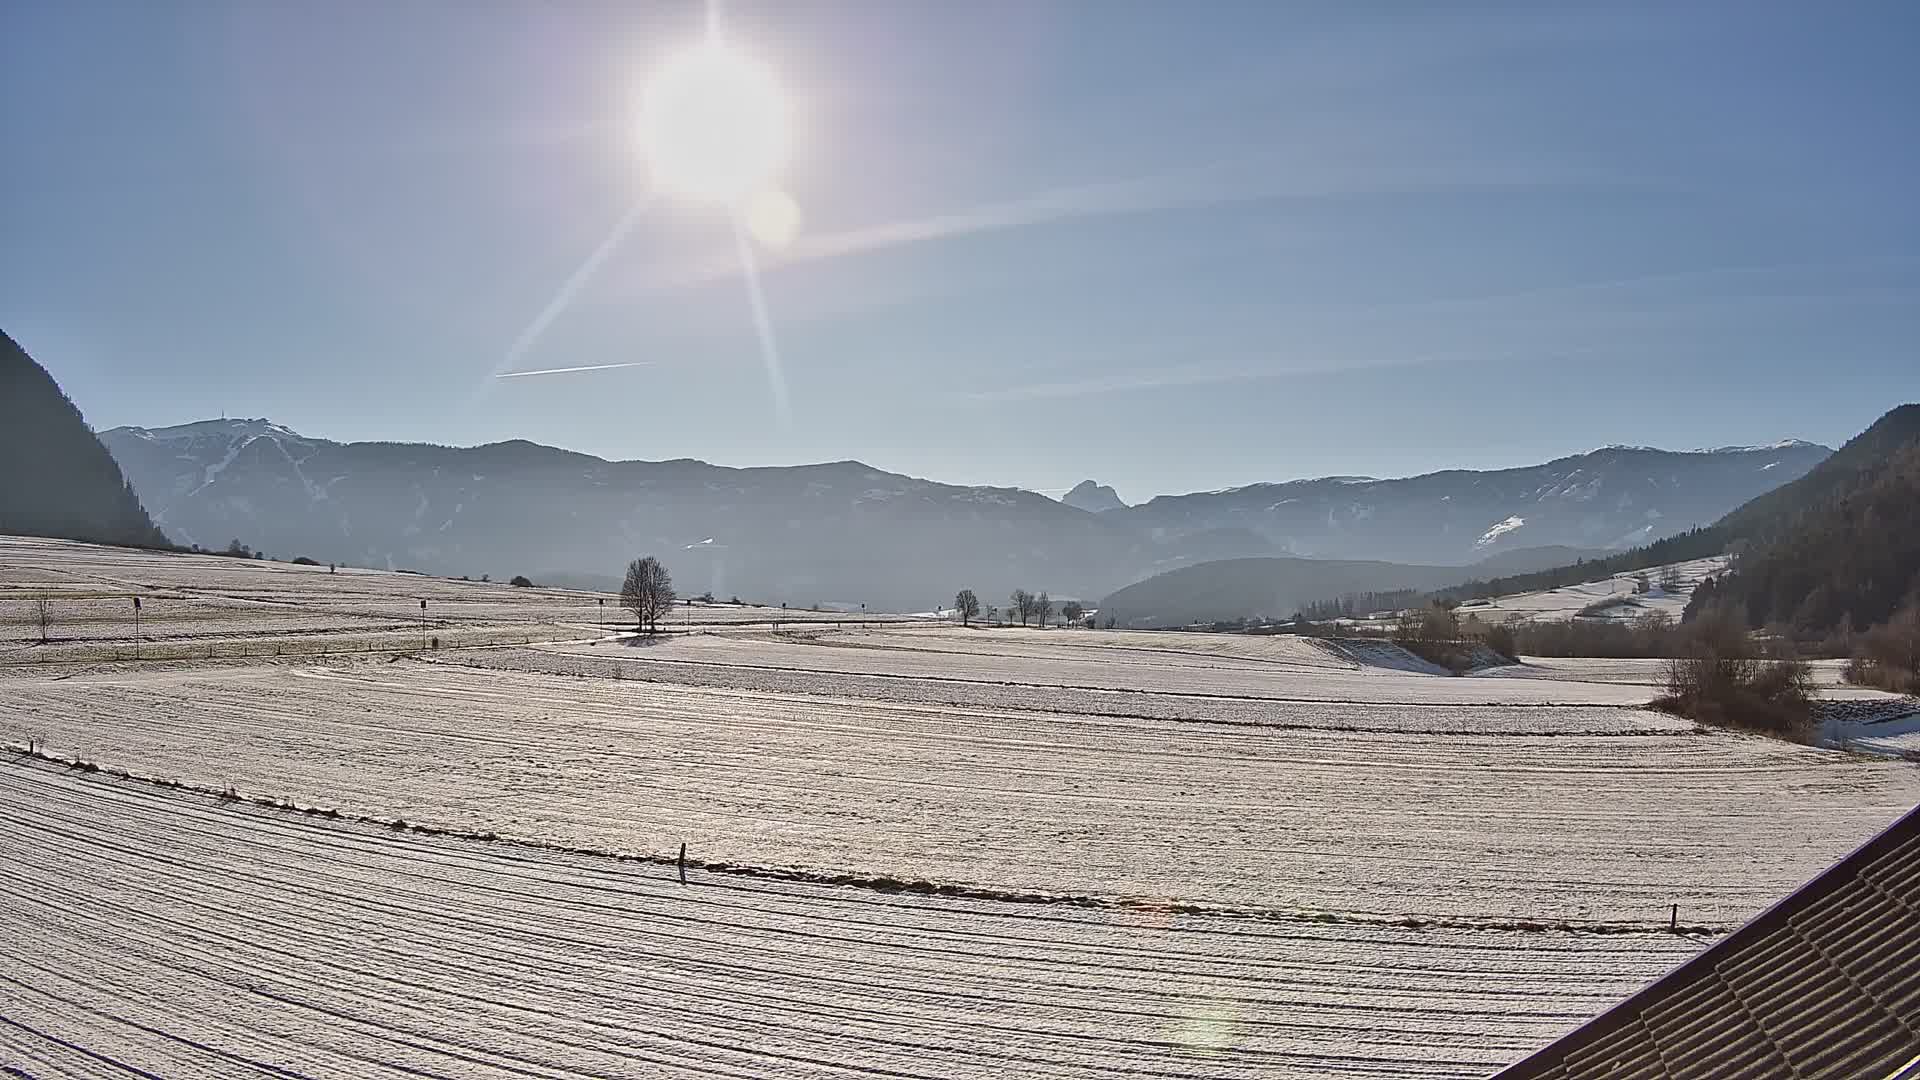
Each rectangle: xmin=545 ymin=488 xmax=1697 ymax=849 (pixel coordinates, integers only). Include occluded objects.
xmin=1688 ymin=434 xmax=1920 ymax=635
xmin=1442 ymin=405 xmax=1920 ymax=616
xmin=0 ymin=330 xmax=168 ymax=549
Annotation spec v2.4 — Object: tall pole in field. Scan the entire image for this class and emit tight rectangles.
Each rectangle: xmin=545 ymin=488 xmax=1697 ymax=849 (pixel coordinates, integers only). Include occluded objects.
xmin=599 ymin=597 xmax=605 ymax=629
xmin=419 ymin=598 xmax=427 ymax=649
xmin=132 ymin=595 xmax=141 ymax=660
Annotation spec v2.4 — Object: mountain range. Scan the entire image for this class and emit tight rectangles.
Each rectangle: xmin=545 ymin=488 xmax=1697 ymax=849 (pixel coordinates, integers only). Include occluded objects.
xmin=1095 ymin=547 xmax=1612 ymax=629
xmin=98 ymin=417 xmax=1829 ymax=611
xmin=1097 ymin=440 xmax=1830 ymax=565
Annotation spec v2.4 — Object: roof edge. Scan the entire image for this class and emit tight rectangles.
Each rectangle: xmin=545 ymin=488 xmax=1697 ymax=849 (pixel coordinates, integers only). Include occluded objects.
xmin=1488 ymin=800 xmax=1920 ymax=1078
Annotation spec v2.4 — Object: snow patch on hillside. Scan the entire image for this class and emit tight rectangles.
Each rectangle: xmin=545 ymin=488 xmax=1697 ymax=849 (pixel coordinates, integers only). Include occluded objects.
xmin=1455 ymin=555 xmax=1730 ymax=625
xmin=1476 ymin=515 xmax=1526 ymax=547
xmin=193 ymin=435 xmax=255 ymax=493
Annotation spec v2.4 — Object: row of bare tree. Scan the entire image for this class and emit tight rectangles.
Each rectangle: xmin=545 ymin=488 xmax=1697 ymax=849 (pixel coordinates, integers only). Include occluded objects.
xmin=950 ymin=588 xmax=1085 ymax=628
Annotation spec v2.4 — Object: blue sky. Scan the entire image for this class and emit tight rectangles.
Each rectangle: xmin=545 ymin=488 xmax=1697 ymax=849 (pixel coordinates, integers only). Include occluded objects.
xmin=4 ymin=1 xmax=1915 ymax=501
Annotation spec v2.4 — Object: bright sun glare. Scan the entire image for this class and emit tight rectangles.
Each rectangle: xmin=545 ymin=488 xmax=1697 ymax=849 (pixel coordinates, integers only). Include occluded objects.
xmin=639 ymin=40 xmax=791 ymax=205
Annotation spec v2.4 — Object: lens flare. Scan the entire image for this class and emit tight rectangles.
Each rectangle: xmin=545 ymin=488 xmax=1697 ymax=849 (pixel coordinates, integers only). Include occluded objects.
xmin=744 ymin=188 xmax=802 ymax=249
xmin=639 ymin=40 xmax=792 ymax=204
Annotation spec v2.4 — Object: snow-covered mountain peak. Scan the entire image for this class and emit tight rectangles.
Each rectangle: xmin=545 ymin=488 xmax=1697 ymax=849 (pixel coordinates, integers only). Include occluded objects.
xmin=116 ymin=418 xmax=309 ymax=444
xmin=1695 ymin=438 xmax=1823 ymax=454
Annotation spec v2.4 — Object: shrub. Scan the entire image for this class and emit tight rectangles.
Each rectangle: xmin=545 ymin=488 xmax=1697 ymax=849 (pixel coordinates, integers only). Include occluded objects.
xmin=1394 ymin=603 xmax=1457 ymax=644
xmin=1654 ymin=655 xmax=1814 ymax=738
xmin=1402 ymin=639 xmax=1478 ymax=672
xmin=510 ymin=575 xmax=534 ymax=588
xmin=291 ymin=556 xmax=320 ymax=566
xmin=1484 ymin=622 xmax=1518 ymax=662
xmin=1578 ymin=595 xmax=1641 ymax=618
xmin=1511 ymin=613 xmax=1684 ymax=658
xmin=1845 ymin=603 xmax=1920 ymax=693
xmin=1651 ymin=609 xmax=1815 ymax=739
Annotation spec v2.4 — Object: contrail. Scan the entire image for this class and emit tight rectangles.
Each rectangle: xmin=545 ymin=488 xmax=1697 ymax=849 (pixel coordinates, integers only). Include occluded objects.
xmin=495 ymin=361 xmax=651 ymax=379
xmin=497 ymin=197 xmax=652 ymax=376
xmin=732 ymin=216 xmax=792 ymax=428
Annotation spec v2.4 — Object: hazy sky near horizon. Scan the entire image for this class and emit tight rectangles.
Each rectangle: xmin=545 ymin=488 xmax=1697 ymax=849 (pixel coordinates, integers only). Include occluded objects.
xmin=4 ymin=1 xmax=1916 ymax=501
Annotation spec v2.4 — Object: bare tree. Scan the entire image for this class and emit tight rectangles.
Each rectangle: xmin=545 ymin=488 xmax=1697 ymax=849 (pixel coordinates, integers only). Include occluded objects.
xmin=1395 ymin=602 xmax=1457 ymax=644
xmin=621 ymin=556 xmax=676 ymax=634
xmin=953 ymin=589 xmax=980 ymax=627
xmin=1009 ymin=589 xmax=1034 ymax=627
xmin=1658 ymin=566 xmax=1685 ymax=595
xmin=1033 ymin=591 xmax=1053 ymax=628
xmin=34 ymin=592 xmax=52 ymax=644
xmin=1061 ymin=600 xmax=1084 ymax=627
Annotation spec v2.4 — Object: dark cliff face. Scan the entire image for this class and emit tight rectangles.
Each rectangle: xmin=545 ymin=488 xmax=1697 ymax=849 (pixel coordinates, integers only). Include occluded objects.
xmin=0 ymin=330 xmax=167 ymax=549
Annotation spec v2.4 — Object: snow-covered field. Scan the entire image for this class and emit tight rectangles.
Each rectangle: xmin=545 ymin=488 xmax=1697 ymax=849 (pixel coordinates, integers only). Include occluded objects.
xmin=8 ymin=655 xmax=1917 ymax=926
xmin=1454 ymin=556 xmax=1729 ymax=625
xmin=5 ymin=536 xmax=1919 ymax=1077
xmin=0 ymin=759 xmax=1703 ymax=1079
xmin=557 ymin=629 xmax=1658 ymax=705
xmin=0 ymin=535 xmax=909 ymax=662
xmin=1483 ymin=655 xmax=1878 ymax=691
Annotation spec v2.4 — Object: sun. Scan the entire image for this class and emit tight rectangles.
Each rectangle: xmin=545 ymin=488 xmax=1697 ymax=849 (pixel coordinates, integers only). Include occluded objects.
xmin=639 ymin=40 xmax=792 ymax=205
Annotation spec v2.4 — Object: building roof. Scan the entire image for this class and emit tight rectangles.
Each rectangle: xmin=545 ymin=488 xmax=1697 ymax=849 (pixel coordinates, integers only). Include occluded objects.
xmin=1492 ymin=802 xmax=1920 ymax=1080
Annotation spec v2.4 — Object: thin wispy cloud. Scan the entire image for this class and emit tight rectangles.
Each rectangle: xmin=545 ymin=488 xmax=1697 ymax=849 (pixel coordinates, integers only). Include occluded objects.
xmin=963 ymin=356 xmax=1425 ymax=403
xmin=628 ymin=157 xmax=1630 ymax=294
xmin=495 ymin=360 xmax=651 ymax=379
xmin=963 ymin=368 xmax=1265 ymax=403
xmin=1378 ymin=254 xmax=1920 ymax=315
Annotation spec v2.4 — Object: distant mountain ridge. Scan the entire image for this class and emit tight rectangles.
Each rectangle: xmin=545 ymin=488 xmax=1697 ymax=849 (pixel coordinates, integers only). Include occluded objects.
xmin=103 ymin=419 xmax=1162 ymax=609
xmin=1108 ymin=442 xmax=1830 ymax=566
xmin=102 ymin=418 xmax=1827 ymax=611
xmin=0 ymin=330 xmax=167 ymax=549
xmin=1061 ymin=480 xmax=1125 ymax=514
xmin=1436 ymin=401 xmax=1920 ymax=622
xmin=1098 ymin=545 xmax=1607 ymax=629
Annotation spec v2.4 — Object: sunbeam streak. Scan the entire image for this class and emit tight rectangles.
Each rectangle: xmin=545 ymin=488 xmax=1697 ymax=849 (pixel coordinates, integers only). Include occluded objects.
xmin=496 ymin=197 xmax=652 ymax=378
xmin=732 ymin=215 xmax=792 ymax=428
